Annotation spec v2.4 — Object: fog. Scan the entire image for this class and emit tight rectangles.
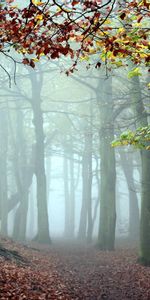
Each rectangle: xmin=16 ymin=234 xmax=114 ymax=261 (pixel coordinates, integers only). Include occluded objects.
xmin=0 ymin=54 xmax=149 ymax=250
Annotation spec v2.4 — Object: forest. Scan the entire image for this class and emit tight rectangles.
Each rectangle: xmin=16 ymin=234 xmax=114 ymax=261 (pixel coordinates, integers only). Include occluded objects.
xmin=0 ymin=0 xmax=150 ymax=299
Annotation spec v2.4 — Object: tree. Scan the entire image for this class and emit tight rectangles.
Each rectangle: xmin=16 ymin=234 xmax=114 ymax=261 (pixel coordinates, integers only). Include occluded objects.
xmin=0 ymin=108 xmax=8 ymax=235
xmin=1 ymin=0 xmax=150 ymax=259
xmin=78 ymin=130 xmax=93 ymax=241
xmin=119 ymin=150 xmax=140 ymax=241
xmin=63 ymin=136 xmax=76 ymax=239
xmin=29 ymin=68 xmax=51 ymax=243
xmin=0 ymin=0 xmax=149 ymax=78
xmin=97 ymin=76 xmax=116 ymax=250
xmin=13 ymin=107 xmax=32 ymax=241
xmin=113 ymin=74 xmax=150 ymax=264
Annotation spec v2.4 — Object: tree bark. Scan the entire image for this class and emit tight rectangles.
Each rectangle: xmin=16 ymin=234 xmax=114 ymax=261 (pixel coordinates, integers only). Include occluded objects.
xmin=30 ymin=70 xmax=51 ymax=244
xmin=130 ymin=74 xmax=150 ymax=264
xmin=78 ymin=132 xmax=92 ymax=241
xmin=69 ymin=143 xmax=75 ymax=238
xmin=0 ymin=109 xmax=8 ymax=235
xmin=11 ymin=108 xmax=34 ymax=241
xmin=63 ymin=151 xmax=70 ymax=237
xmin=97 ymin=77 xmax=116 ymax=250
xmin=119 ymin=150 xmax=140 ymax=240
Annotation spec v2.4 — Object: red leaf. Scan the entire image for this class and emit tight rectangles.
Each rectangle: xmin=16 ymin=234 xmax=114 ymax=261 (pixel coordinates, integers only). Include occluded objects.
xmin=72 ymin=1 xmax=79 ymax=6
xmin=95 ymin=62 xmax=101 ymax=68
xmin=120 ymin=12 xmax=126 ymax=20
xmin=22 ymin=58 xmax=29 ymax=65
xmin=30 ymin=59 xmax=35 ymax=68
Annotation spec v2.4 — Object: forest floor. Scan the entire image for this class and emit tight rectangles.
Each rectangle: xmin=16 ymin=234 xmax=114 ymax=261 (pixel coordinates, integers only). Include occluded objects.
xmin=0 ymin=237 xmax=150 ymax=300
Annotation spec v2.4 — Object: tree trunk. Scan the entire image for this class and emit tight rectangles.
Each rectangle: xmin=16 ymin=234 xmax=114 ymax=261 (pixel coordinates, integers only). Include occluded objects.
xmin=11 ymin=108 xmax=34 ymax=241
xmin=86 ymin=134 xmax=93 ymax=243
xmin=30 ymin=69 xmax=51 ymax=244
xmin=140 ymin=151 xmax=150 ymax=264
xmin=0 ymin=109 xmax=8 ymax=235
xmin=69 ymin=145 xmax=75 ymax=238
xmin=97 ymin=77 xmax=116 ymax=250
xmin=78 ymin=132 xmax=92 ymax=241
xmin=32 ymin=101 xmax=51 ymax=243
xmin=91 ymin=158 xmax=100 ymax=236
xmin=16 ymin=110 xmax=29 ymax=241
xmin=63 ymin=139 xmax=75 ymax=239
xmin=63 ymin=152 xmax=70 ymax=238
xmin=119 ymin=150 xmax=140 ymax=240
xmin=130 ymin=74 xmax=150 ymax=264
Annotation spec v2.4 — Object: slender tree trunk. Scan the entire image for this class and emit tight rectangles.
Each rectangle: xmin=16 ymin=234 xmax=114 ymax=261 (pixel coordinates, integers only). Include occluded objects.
xmin=78 ymin=133 xmax=92 ymax=241
xmin=63 ymin=138 xmax=75 ymax=239
xmin=11 ymin=108 xmax=34 ymax=241
xmin=97 ymin=77 xmax=116 ymax=250
xmin=16 ymin=110 xmax=29 ymax=241
xmin=0 ymin=109 xmax=8 ymax=235
xmin=69 ymin=146 xmax=75 ymax=238
xmin=78 ymin=152 xmax=88 ymax=240
xmin=46 ymin=156 xmax=51 ymax=202
xmin=86 ymin=134 xmax=93 ymax=243
xmin=63 ymin=152 xmax=70 ymax=237
xmin=32 ymin=101 xmax=51 ymax=243
xmin=30 ymin=69 xmax=51 ymax=244
xmin=119 ymin=150 xmax=140 ymax=240
xmin=91 ymin=158 xmax=100 ymax=236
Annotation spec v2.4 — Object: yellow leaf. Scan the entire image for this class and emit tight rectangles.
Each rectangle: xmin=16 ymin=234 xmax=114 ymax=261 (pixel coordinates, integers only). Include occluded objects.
xmin=32 ymin=58 xmax=39 ymax=62
xmin=96 ymin=40 xmax=103 ymax=47
xmin=103 ymin=19 xmax=111 ymax=25
xmin=32 ymin=0 xmax=44 ymax=5
xmin=56 ymin=7 xmax=61 ymax=12
xmin=18 ymin=49 xmax=28 ymax=54
xmin=133 ymin=22 xmax=142 ymax=27
xmin=118 ymin=28 xmax=125 ymax=34
xmin=35 ymin=14 xmax=43 ymax=21
xmin=138 ymin=0 xmax=144 ymax=6
xmin=89 ymin=48 xmax=96 ymax=54
xmin=139 ymin=52 xmax=147 ymax=58
xmin=80 ymin=55 xmax=89 ymax=61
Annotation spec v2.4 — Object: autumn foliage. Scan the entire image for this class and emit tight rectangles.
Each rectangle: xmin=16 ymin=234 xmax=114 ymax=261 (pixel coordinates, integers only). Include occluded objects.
xmin=1 ymin=237 xmax=150 ymax=299
xmin=0 ymin=0 xmax=149 ymax=73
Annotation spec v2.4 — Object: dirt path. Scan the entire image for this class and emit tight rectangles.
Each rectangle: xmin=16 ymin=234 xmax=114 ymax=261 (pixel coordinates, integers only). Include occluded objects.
xmin=0 ymin=239 xmax=150 ymax=299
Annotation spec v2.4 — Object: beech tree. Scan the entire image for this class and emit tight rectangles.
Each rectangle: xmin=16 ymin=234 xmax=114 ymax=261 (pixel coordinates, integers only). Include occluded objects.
xmin=0 ymin=0 xmax=149 ymax=77
xmin=0 ymin=0 xmax=150 ymax=262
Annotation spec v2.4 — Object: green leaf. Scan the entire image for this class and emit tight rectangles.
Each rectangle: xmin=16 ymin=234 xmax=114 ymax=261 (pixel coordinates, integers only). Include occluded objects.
xmin=127 ymin=67 xmax=142 ymax=79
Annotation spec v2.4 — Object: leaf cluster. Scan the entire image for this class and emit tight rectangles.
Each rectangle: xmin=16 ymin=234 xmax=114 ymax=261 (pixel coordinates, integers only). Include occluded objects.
xmin=112 ymin=126 xmax=150 ymax=150
xmin=0 ymin=0 xmax=149 ymax=75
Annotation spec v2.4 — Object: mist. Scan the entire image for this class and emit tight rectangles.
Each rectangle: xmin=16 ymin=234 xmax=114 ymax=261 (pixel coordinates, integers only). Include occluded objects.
xmin=1 ymin=55 xmax=147 ymax=247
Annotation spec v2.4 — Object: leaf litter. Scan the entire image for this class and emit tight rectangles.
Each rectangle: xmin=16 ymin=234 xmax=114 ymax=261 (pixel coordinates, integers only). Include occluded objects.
xmin=0 ymin=237 xmax=150 ymax=299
